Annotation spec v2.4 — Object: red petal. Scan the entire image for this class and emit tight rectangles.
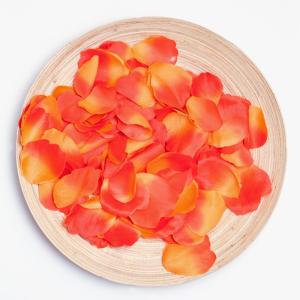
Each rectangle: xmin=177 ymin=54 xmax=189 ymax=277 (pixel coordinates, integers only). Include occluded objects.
xmin=220 ymin=143 xmax=253 ymax=167
xmin=38 ymin=180 xmax=57 ymax=210
xmin=191 ymin=72 xmax=223 ymax=104
xmin=172 ymin=226 xmax=205 ymax=246
xmin=20 ymin=140 xmax=66 ymax=184
xmin=108 ymin=134 xmax=127 ymax=164
xmin=132 ymin=35 xmax=178 ymax=66
xmin=155 ymin=215 xmax=186 ymax=238
xmin=104 ymin=220 xmax=140 ymax=247
xmin=99 ymin=40 xmax=133 ymax=61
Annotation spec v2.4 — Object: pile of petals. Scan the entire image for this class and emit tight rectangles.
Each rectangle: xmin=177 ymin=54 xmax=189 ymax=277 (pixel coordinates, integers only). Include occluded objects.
xmin=19 ymin=35 xmax=272 ymax=276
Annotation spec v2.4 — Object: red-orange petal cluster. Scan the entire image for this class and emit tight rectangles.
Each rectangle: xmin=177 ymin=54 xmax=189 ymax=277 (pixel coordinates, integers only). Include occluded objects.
xmin=18 ymin=35 xmax=271 ymax=277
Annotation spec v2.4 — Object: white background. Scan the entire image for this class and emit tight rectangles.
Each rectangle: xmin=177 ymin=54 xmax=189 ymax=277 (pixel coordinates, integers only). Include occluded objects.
xmin=0 ymin=0 xmax=299 ymax=299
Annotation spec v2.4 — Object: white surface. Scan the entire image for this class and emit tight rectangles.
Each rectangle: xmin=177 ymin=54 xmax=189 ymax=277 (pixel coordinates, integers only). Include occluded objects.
xmin=0 ymin=0 xmax=299 ymax=299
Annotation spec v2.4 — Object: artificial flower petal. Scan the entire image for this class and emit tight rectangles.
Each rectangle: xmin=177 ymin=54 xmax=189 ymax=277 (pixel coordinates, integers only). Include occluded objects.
xmin=162 ymin=236 xmax=216 ymax=276
xmin=20 ymin=140 xmax=66 ymax=184
xmin=172 ymin=226 xmax=205 ymax=246
xmin=132 ymin=35 xmax=178 ymax=66
xmin=53 ymin=167 xmax=100 ymax=208
xmin=220 ymin=143 xmax=253 ymax=167
xmin=38 ymin=180 xmax=57 ymax=210
xmin=149 ymin=62 xmax=192 ymax=108
xmin=99 ymin=40 xmax=133 ymax=61
xmin=108 ymin=133 xmax=127 ymax=164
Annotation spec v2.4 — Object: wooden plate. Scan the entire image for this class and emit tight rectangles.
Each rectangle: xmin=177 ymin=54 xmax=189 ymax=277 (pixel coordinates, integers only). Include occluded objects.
xmin=16 ymin=17 xmax=286 ymax=286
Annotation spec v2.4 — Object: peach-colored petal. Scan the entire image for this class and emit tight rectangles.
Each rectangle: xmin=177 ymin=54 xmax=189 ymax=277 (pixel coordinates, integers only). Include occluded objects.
xmin=78 ymin=83 xmax=117 ymax=114
xmin=73 ymin=55 xmax=99 ymax=97
xmin=191 ymin=72 xmax=223 ymax=104
xmin=172 ymin=226 xmax=205 ymax=246
xmin=117 ymin=121 xmax=153 ymax=141
xmin=149 ymin=62 xmax=192 ymax=108
xmin=220 ymin=143 xmax=253 ymax=167
xmin=38 ymin=180 xmax=57 ymax=210
xmin=107 ymin=134 xmax=127 ymax=164
xmin=130 ymin=173 xmax=177 ymax=228
xmin=186 ymin=96 xmax=222 ymax=131
xmin=53 ymin=167 xmax=100 ymax=208
xmin=20 ymin=140 xmax=66 ymax=184
xmin=108 ymin=161 xmax=136 ymax=203
xmin=209 ymin=94 xmax=250 ymax=147
xmin=132 ymin=35 xmax=178 ymax=66
xmin=185 ymin=190 xmax=226 ymax=236
xmin=162 ymin=111 xmax=208 ymax=156
xmin=195 ymin=157 xmax=240 ymax=198
xmin=99 ymin=40 xmax=133 ymax=61
xmin=52 ymin=85 xmax=73 ymax=98
xmin=244 ymin=105 xmax=268 ymax=148
xmin=162 ymin=236 xmax=216 ymax=276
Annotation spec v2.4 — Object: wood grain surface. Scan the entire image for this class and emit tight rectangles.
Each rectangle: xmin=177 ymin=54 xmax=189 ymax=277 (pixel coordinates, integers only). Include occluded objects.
xmin=16 ymin=17 xmax=286 ymax=286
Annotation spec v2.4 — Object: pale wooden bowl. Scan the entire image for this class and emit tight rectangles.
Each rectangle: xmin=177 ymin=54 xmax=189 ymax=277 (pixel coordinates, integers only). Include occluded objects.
xmin=16 ymin=17 xmax=286 ymax=286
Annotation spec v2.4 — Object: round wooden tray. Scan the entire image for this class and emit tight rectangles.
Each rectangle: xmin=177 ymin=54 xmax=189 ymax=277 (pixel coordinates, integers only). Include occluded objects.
xmin=16 ymin=17 xmax=286 ymax=286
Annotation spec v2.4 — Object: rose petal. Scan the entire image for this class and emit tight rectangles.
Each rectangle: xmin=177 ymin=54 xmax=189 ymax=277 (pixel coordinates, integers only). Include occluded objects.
xmin=38 ymin=180 xmax=57 ymax=210
xmin=162 ymin=236 xmax=216 ymax=276
xmin=130 ymin=173 xmax=177 ymax=228
xmin=209 ymin=95 xmax=250 ymax=147
xmin=225 ymin=165 xmax=272 ymax=215
xmin=108 ymin=161 xmax=136 ymax=203
xmin=73 ymin=55 xmax=99 ymax=97
xmin=52 ymin=85 xmax=73 ymax=98
xmin=78 ymin=83 xmax=117 ymax=114
xmin=155 ymin=215 xmax=186 ymax=238
xmin=108 ymin=134 xmax=127 ymax=164
xmin=172 ymin=226 xmax=205 ymax=246
xmin=244 ymin=105 xmax=268 ymax=148
xmin=132 ymin=35 xmax=178 ymax=66
xmin=220 ymin=143 xmax=253 ymax=167
xmin=100 ymin=178 xmax=149 ymax=217
xmin=185 ymin=190 xmax=226 ymax=236
xmin=99 ymin=40 xmax=133 ymax=61
xmin=20 ymin=140 xmax=66 ymax=184
xmin=162 ymin=111 xmax=208 ymax=156
xmin=117 ymin=121 xmax=152 ymax=141
xmin=191 ymin=72 xmax=223 ymax=104
xmin=195 ymin=157 xmax=240 ymax=198
xmin=149 ymin=62 xmax=192 ymax=108
xmin=103 ymin=219 xmax=140 ymax=247
xmin=186 ymin=96 xmax=222 ymax=131
xmin=53 ymin=167 xmax=100 ymax=208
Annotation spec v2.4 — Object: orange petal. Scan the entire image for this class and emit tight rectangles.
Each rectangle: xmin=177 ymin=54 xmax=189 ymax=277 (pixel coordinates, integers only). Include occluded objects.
xmin=147 ymin=152 xmax=193 ymax=174
xmin=225 ymin=165 xmax=272 ymax=215
xmin=41 ymin=128 xmax=84 ymax=168
xmin=103 ymin=219 xmax=140 ymax=247
xmin=191 ymin=72 xmax=223 ymax=104
xmin=100 ymin=178 xmax=149 ymax=217
xmin=108 ymin=161 xmax=136 ymax=203
xmin=162 ymin=111 xmax=208 ymax=156
xmin=244 ymin=105 xmax=268 ymax=148
xmin=130 ymin=142 xmax=165 ymax=172
xmin=186 ymin=96 xmax=222 ymax=131
xmin=78 ymin=49 xmax=129 ymax=86
xmin=209 ymin=95 xmax=250 ymax=147
xmin=53 ymin=167 xmax=100 ymax=208
xmin=132 ymin=35 xmax=178 ymax=66
xmin=185 ymin=190 xmax=225 ymax=236
xmin=20 ymin=140 xmax=66 ymax=184
xmin=20 ymin=107 xmax=51 ymax=145
xmin=195 ymin=157 xmax=240 ymax=198
xmin=172 ymin=226 xmax=205 ymax=246
xmin=116 ymin=73 xmax=155 ymax=108
xmin=57 ymin=90 xmax=90 ymax=123
xmin=171 ymin=180 xmax=198 ymax=215
xmin=78 ymin=83 xmax=117 ymax=114
xmin=38 ymin=180 xmax=57 ymax=210
xmin=99 ymin=40 xmax=133 ymax=61
xmin=162 ymin=236 xmax=216 ymax=276
xmin=64 ymin=203 xmax=116 ymax=238
xmin=149 ymin=62 xmax=192 ymax=108
xmin=73 ymin=55 xmax=99 ymax=97
xmin=117 ymin=121 xmax=152 ymax=141
xmin=108 ymin=134 xmax=127 ymax=164
xmin=220 ymin=143 xmax=253 ymax=167
xmin=52 ymin=85 xmax=73 ymax=98
xmin=130 ymin=173 xmax=177 ymax=228
xmin=125 ymin=138 xmax=154 ymax=154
